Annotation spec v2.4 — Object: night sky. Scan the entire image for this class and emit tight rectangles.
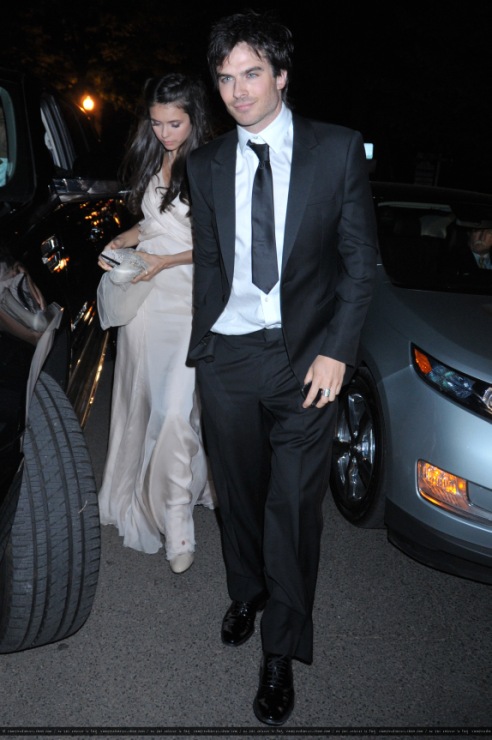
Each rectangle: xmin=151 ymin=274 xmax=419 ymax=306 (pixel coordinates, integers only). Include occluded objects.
xmin=2 ymin=1 xmax=492 ymax=190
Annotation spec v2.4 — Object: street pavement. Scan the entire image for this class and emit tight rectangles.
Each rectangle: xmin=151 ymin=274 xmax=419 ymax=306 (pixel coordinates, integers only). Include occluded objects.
xmin=1 ymin=353 xmax=491 ymax=739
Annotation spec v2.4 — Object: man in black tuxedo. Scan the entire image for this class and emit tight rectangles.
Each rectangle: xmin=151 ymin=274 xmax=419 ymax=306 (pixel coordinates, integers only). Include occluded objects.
xmin=186 ymin=9 xmax=378 ymax=726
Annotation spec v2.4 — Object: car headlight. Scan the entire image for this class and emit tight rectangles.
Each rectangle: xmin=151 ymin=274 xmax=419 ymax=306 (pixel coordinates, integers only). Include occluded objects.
xmin=412 ymin=345 xmax=492 ymax=420
xmin=418 ymin=461 xmax=469 ymax=513
xmin=417 ymin=460 xmax=492 ymax=522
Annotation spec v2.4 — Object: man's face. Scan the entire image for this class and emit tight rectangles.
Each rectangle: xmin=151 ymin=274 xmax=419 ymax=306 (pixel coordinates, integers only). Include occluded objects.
xmin=216 ymin=42 xmax=287 ymax=133
xmin=468 ymin=228 xmax=492 ymax=255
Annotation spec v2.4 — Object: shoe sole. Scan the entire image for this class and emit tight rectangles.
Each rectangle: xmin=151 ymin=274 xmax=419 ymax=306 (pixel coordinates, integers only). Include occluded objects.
xmin=221 ymin=629 xmax=254 ymax=647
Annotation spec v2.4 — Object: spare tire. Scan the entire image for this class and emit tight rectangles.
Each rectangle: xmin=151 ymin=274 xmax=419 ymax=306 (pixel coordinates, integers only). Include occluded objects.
xmin=0 ymin=371 xmax=100 ymax=653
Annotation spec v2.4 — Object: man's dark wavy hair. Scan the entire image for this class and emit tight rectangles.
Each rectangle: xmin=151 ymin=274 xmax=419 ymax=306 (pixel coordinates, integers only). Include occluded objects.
xmin=207 ymin=9 xmax=294 ymax=101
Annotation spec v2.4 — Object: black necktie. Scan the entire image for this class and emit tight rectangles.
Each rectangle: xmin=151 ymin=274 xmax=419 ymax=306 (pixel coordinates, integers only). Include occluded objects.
xmin=247 ymin=141 xmax=279 ymax=294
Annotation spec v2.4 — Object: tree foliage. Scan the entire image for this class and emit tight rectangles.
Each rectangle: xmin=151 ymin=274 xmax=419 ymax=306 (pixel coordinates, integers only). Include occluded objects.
xmin=1 ymin=0 xmax=210 ymax=112
xmin=1 ymin=0 xmax=491 ymax=188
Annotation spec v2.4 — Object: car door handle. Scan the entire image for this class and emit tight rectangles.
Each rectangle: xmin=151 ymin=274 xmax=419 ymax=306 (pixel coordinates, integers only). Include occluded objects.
xmin=41 ymin=235 xmax=65 ymax=272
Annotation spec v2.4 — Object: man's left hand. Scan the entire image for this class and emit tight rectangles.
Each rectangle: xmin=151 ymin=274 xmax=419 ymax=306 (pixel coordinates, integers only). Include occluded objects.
xmin=302 ymin=355 xmax=346 ymax=409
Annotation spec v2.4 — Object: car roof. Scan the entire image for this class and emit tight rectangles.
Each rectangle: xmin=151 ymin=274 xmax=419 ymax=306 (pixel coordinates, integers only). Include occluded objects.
xmin=371 ymin=180 xmax=492 ymax=207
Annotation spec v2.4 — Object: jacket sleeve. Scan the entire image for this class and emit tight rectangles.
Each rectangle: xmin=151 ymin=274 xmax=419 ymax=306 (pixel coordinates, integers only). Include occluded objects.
xmin=320 ymin=130 xmax=378 ymax=365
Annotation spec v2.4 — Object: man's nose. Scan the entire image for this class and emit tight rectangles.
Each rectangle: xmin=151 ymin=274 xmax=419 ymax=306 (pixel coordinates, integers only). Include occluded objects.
xmin=233 ymin=79 xmax=247 ymax=97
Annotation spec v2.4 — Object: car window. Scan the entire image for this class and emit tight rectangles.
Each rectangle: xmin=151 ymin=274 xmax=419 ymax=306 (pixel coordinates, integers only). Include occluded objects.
xmin=0 ymin=81 xmax=36 ymax=206
xmin=376 ymin=199 xmax=492 ymax=294
xmin=40 ymin=94 xmax=79 ymax=173
xmin=0 ymin=90 xmax=13 ymax=187
xmin=40 ymin=93 xmax=110 ymax=178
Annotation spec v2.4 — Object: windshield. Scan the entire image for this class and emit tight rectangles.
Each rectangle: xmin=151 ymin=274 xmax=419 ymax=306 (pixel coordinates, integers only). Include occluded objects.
xmin=376 ymin=199 xmax=492 ymax=295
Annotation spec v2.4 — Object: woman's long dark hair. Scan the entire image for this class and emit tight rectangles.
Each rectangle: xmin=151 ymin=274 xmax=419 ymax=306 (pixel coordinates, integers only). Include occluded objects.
xmin=120 ymin=73 xmax=212 ymax=216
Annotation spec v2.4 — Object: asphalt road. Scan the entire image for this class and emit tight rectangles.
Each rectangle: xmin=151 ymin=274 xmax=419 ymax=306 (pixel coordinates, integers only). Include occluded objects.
xmin=1 ymin=353 xmax=491 ymax=739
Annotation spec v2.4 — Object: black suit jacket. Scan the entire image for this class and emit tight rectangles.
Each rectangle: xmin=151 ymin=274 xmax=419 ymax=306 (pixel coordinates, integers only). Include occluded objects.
xmin=186 ymin=113 xmax=378 ymax=382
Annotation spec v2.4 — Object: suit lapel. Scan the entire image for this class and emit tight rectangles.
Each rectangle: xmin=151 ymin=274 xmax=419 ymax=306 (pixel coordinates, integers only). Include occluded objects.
xmin=209 ymin=119 xmax=319 ymax=282
xmin=211 ymin=132 xmax=238 ymax=285
xmin=282 ymin=116 xmax=318 ymax=271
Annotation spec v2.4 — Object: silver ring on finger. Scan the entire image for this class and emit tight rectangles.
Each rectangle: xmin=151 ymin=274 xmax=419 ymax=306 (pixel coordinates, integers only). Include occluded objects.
xmin=321 ymin=388 xmax=331 ymax=398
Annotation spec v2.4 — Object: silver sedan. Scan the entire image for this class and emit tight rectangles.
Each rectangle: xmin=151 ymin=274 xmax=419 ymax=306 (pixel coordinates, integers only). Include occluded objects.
xmin=330 ymin=182 xmax=492 ymax=584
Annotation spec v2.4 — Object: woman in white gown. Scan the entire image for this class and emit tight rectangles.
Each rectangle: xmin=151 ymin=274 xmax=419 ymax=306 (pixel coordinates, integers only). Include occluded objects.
xmin=97 ymin=73 xmax=215 ymax=573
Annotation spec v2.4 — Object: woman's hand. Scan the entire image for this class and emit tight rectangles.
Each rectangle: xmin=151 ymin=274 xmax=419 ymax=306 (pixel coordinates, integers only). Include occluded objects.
xmin=131 ymin=252 xmax=173 ymax=282
xmin=97 ymin=252 xmax=118 ymax=271
xmin=131 ymin=249 xmax=194 ymax=282
xmin=97 ymin=225 xmax=141 ymax=271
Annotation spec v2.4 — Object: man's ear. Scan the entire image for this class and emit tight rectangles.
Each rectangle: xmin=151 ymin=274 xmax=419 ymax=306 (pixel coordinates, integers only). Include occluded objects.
xmin=276 ymin=70 xmax=288 ymax=91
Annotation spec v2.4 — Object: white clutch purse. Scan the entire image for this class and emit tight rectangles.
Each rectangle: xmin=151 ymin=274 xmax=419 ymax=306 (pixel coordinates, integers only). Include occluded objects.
xmin=99 ymin=248 xmax=148 ymax=284
xmin=97 ymin=249 xmax=153 ymax=330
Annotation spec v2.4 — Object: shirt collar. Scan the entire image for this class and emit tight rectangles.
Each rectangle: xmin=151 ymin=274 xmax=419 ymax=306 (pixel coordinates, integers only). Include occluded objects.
xmin=474 ymin=251 xmax=491 ymax=266
xmin=237 ymin=103 xmax=292 ymax=155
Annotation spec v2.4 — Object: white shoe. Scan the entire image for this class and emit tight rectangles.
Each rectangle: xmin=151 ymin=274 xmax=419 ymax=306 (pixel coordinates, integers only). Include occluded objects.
xmin=169 ymin=552 xmax=194 ymax=574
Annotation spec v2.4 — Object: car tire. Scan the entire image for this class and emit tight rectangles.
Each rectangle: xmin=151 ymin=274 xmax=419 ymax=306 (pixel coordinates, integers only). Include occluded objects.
xmin=330 ymin=367 xmax=386 ymax=528
xmin=0 ymin=371 xmax=100 ymax=654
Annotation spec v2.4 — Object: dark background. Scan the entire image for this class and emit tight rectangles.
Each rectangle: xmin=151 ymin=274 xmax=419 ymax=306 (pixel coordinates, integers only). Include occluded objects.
xmin=2 ymin=0 xmax=491 ymax=190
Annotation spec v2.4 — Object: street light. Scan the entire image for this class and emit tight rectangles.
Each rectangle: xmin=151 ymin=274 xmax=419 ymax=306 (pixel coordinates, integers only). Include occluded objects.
xmin=81 ymin=94 xmax=95 ymax=113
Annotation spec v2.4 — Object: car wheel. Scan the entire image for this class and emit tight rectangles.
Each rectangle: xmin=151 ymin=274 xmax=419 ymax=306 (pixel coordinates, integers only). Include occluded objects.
xmin=0 ymin=371 xmax=100 ymax=653
xmin=330 ymin=367 xmax=385 ymax=527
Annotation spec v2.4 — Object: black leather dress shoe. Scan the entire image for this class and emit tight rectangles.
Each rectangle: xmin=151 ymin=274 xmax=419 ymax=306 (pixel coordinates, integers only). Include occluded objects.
xmin=221 ymin=599 xmax=265 ymax=647
xmin=253 ymin=653 xmax=295 ymax=726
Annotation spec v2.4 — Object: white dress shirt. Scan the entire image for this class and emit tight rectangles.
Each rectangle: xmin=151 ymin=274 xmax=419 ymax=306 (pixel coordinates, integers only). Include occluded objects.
xmin=212 ymin=104 xmax=293 ymax=334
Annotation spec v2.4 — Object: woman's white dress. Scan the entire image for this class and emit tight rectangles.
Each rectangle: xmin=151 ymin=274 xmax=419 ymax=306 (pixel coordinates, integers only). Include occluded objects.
xmin=98 ymin=174 xmax=214 ymax=557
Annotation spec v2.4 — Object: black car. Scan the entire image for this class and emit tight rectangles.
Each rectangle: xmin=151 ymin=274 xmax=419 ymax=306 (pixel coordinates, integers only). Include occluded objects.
xmin=0 ymin=68 xmax=132 ymax=653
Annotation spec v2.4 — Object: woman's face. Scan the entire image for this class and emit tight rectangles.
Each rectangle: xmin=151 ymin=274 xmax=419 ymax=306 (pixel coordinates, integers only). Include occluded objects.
xmin=149 ymin=102 xmax=192 ymax=154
